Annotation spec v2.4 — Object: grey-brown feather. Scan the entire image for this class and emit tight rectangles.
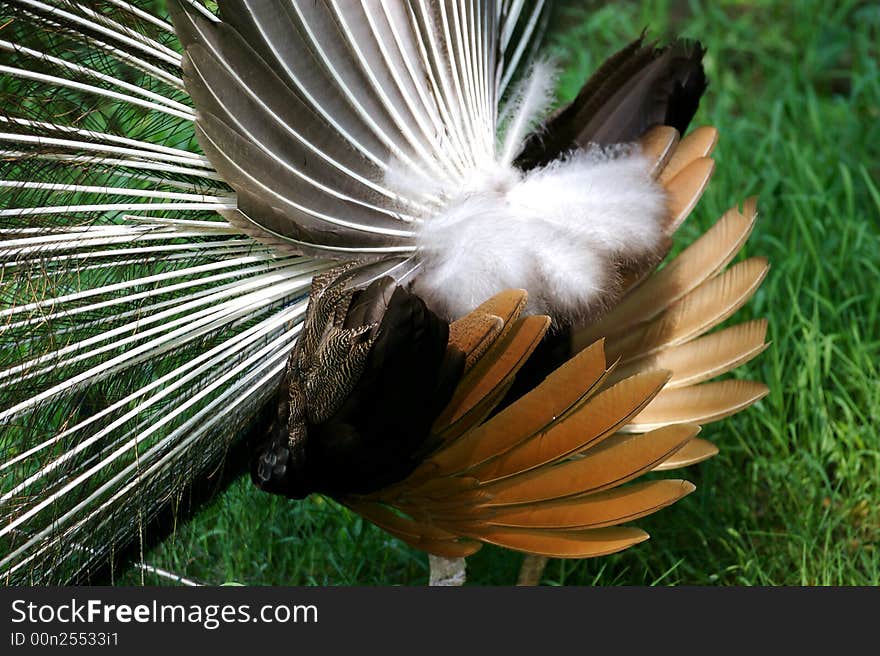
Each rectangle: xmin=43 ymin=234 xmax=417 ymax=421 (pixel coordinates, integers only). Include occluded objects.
xmin=251 ymin=266 xmax=463 ymax=499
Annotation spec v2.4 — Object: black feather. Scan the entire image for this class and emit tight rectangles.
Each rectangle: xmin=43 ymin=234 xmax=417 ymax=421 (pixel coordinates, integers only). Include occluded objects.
xmin=516 ymin=36 xmax=707 ymax=169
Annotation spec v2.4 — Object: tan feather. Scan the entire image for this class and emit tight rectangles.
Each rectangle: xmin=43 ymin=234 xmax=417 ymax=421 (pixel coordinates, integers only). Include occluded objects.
xmin=431 ymin=315 xmax=550 ymax=433
xmin=659 ymin=126 xmax=719 ymax=184
xmin=481 ymin=423 xmax=699 ymax=505
xmin=575 ymin=201 xmax=758 ymax=349
xmin=344 ymin=500 xmax=460 ymax=542
xmin=402 ymin=488 xmax=495 ymax=513
xmin=476 ymin=479 xmax=695 ymax=529
xmin=469 ymin=370 xmax=672 ymax=482
xmin=389 ymin=474 xmax=481 ymax=502
xmin=468 ymin=288 xmax=528 ymax=339
xmin=652 ymin=438 xmax=719 ymax=471
xmin=608 ymin=319 xmax=769 ymax=389
xmin=664 ymin=157 xmax=715 ymax=232
xmin=462 ymin=526 xmax=650 ymax=558
xmin=624 ymin=379 xmax=769 ymax=432
xmin=346 ymin=500 xmax=482 ymax=557
xmin=433 ymin=380 xmax=517 ymax=446
xmin=448 ymin=311 xmax=505 ymax=371
xmin=639 ymin=125 xmax=680 ymax=178
xmin=423 ymin=339 xmax=609 ymax=478
xmin=605 ymin=257 xmax=770 ymax=363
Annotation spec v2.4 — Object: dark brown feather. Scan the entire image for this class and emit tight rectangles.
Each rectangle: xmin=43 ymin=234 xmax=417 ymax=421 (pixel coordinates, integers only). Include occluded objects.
xmin=516 ymin=37 xmax=707 ymax=169
xmin=251 ymin=272 xmax=464 ymax=499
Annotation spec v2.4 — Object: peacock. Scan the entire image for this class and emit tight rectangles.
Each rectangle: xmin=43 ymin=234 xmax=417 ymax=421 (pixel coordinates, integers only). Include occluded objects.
xmin=0 ymin=0 xmax=768 ymax=586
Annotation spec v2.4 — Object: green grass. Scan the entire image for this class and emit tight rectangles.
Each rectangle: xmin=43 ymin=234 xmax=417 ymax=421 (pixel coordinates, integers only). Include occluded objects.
xmin=119 ymin=0 xmax=880 ymax=586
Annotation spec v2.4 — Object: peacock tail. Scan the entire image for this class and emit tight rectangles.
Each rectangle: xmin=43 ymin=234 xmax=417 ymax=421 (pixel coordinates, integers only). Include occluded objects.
xmin=0 ymin=0 xmax=767 ymax=585
xmin=0 ymin=0 xmax=549 ymax=585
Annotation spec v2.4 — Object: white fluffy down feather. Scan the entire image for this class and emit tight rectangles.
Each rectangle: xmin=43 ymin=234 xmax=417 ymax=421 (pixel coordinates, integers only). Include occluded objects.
xmin=404 ymin=145 xmax=668 ymax=324
xmin=383 ymin=61 xmax=667 ymax=324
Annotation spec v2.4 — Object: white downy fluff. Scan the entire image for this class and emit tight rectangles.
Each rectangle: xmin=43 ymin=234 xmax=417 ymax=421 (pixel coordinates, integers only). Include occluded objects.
xmin=387 ymin=63 xmax=668 ymax=324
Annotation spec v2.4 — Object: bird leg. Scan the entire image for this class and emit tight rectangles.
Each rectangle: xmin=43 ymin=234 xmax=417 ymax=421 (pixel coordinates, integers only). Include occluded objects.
xmin=517 ymin=555 xmax=549 ymax=586
xmin=428 ymin=555 xmax=467 ymax=586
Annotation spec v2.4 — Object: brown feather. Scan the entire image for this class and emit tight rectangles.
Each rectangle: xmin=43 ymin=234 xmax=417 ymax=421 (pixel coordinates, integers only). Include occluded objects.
xmin=639 ymin=125 xmax=680 ymax=178
xmin=468 ymin=288 xmax=528 ymax=338
xmin=388 ymin=474 xmax=481 ymax=502
xmin=570 ymin=41 xmax=707 ymax=148
xmin=576 ymin=201 xmax=758 ymax=348
xmin=476 ymin=479 xmax=695 ymax=529
xmin=659 ymin=125 xmax=719 ymax=183
xmin=423 ymin=339 xmax=609 ymax=477
xmin=469 ymin=370 xmax=672 ymax=482
xmin=448 ymin=311 xmax=505 ymax=372
xmin=401 ymin=489 xmax=495 ymax=513
xmin=605 ymin=257 xmax=770 ymax=363
xmin=653 ymin=438 xmax=719 ymax=471
xmin=482 ymin=423 xmax=699 ymax=505
xmin=607 ymin=319 xmax=769 ymax=388
xmin=431 ymin=315 xmax=550 ymax=433
xmin=460 ymin=526 xmax=650 ymax=558
xmin=346 ymin=500 xmax=482 ymax=557
xmin=430 ymin=380 xmax=516 ymax=446
xmin=344 ymin=500 xmax=459 ymax=542
xmin=625 ymin=379 xmax=770 ymax=432
xmin=664 ymin=157 xmax=715 ymax=232
xmin=514 ymin=37 xmax=655 ymax=169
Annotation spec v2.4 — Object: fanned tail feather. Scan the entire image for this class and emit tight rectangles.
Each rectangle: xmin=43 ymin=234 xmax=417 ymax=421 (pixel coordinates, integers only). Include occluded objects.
xmin=0 ymin=0 xmax=330 ymax=584
xmin=342 ymin=124 xmax=768 ymax=560
xmin=0 ymin=0 xmax=768 ymax=585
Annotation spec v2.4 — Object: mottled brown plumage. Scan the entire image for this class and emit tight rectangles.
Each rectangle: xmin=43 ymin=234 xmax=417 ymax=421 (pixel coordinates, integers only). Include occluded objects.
xmin=252 ymin=265 xmax=464 ymax=499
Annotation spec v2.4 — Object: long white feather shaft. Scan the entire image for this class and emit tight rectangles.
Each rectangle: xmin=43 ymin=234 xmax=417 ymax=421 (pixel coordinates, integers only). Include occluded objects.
xmin=328 ymin=1 xmax=458 ymax=184
xmin=0 ymin=275 xmax=311 ymax=426
xmin=0 ymin=202 xmax=236 ymax=218
xmin=0 ymin=313 xmax=303 ymax=552
xmin=288 ymin=2 xmax=438 ymax=184
xmin=0 ymin=180 xmax=230 ymax=203
xmin=0 ymin=116 xmax=210 ymax=162
xmin=0 ymin=228 xmax=241 ymax=253
xmin=7 ymin=308 xmax=305 ymax=497
xmin=2 ymin=347 xmax=294 ymax=580
xmin=0 ymin=40 xmax=192 ymax=115
xmin=105 ymin=0 xmax=177 ymax=34
xmin=0 ymin=292 xmax=311 ymax=475
xmin=0 ymin=151 xmax=226 ymax=181
xmin=359 ymin=2 xmax=466 ymax=178
xmin=1 ymin=258 xmax=302 ymax=332
xmin=196 ymin=126 xmax=417 ymax=238
xmin=71 ymin=2 xmax=182 ymax=64
xmin=0 ymin=264 xmax=322 ymax=387
xmin=499 ymin=0 xmax=547 ymax=96
xmin=0 ymin=132 xmax=214 ymax=168
xmin=16 ymin=0 xmax=182 ymax=68
xmin=0 ymin=254 xmax=273 ymax=318
xmin=377 ymin=1 xmax=473 ymax=173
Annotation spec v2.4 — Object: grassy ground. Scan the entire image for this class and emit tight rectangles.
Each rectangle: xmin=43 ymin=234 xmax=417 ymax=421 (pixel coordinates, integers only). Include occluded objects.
xmin=120 ymin=0 xmax=880 ymax=586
